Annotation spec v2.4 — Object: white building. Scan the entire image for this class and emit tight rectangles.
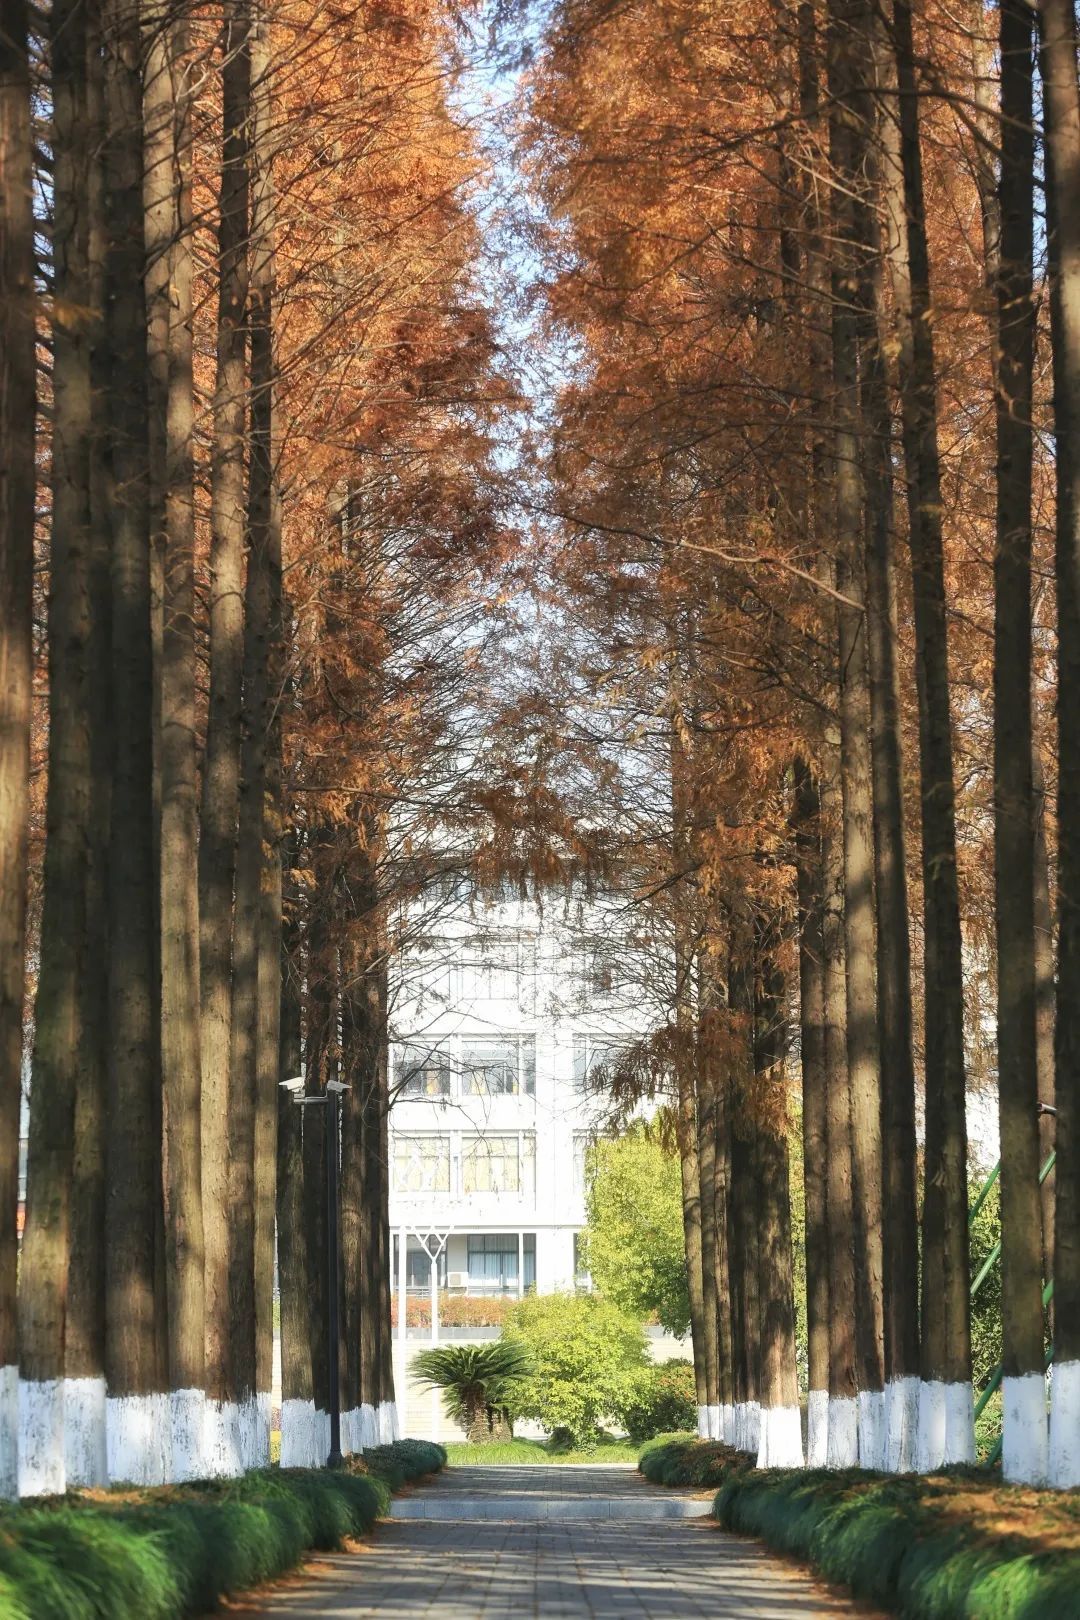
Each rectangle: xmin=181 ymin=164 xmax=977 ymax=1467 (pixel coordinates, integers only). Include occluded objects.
xmin=387 ymin=883 xmax=656 ymax=1435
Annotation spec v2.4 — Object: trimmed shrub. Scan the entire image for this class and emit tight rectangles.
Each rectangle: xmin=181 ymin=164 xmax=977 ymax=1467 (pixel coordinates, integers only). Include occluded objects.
xmin=617 ymin=1360 xmax=697 ymax=1442
xmin=0 ymin=1439 xmax=441 ymax=1620
xmin=391 ymin=1293 xmax=515 ymax=1330
xmin=638 ymin=1433 xmax=748 ymax=1489
xmin=713 ymin=1465 xmax=1080 ymax=1620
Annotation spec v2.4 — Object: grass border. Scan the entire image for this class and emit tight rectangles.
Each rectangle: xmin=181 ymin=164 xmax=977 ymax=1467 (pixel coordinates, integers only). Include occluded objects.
xmin=0 ymin=1437 xmax=446 ymax=1620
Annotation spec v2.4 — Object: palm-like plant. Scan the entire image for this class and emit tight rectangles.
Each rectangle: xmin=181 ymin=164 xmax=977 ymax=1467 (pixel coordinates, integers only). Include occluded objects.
xmin=411 ymin=1341 xmax=533 ymax=1443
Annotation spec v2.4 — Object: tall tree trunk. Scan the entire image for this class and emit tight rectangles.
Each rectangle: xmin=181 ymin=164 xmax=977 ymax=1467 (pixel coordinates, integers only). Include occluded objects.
xmin=827 ymin=0 xmax=886 ymax=1467
xmin=66 ymin=9 xmax=109 ymax=1485
xmin=18 ymin=0 xmax=93 ymax=1495
xmin=794 ymin=761 xmax=830 ymax=1465
xmin=727 ymin=942 xmax=760 ymax=1454
xmin=753 ymin=931 xmax=803 ymax=1467
xmin=360 ymin=948 xmax=384 ymax=1445
xmin=277 ymin=898 xmax=316 ymax=1466
xmin=0 ymin=0 xmax=36 ymax=1501
xmin=304 ymin=852 xmax=335 ymax=1452
xmin=993 ymin=0 xmax=1045 ymax=1485
xmin=249 ymin=7 xmax=281 ymax=1467
xmin=102 ymin=0 xmax=168 ymax=1485
xmin=146 ymin=1 xmax=206 ymax=1481
xmin=1039 ymin=0 xmax=1080 ymax=1489
xmin=822 ymin=768 xmax=859 ymax=1465
xmin=859 ymin=39 xmax=921 ymax=1468
xmin=696 ymin=951 xmax=722 ymax=1438
xmin=1032 ymin=750 xmax=1055 ymax=1303
xmin=199 ymin=0 xmax=251 ymax=1475
xmin=340 ymin=841 xmax=380 ymax=1451
xmin=376 ymin=995 xmax=396 ymax=1439
xmin=883 ymin=0 xmax=973 ymax=1467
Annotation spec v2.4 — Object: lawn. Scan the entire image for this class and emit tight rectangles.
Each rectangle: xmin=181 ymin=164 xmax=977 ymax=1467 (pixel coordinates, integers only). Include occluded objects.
xmin=443 ymin=1434 xmax=640 ymax=1464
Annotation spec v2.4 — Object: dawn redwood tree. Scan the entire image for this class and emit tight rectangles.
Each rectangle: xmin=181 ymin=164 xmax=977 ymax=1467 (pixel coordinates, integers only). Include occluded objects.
xmin=145 ymin=0 xmax=206 ymax=1478
xmin=102 ymin=0 xmax=168 ymax=1484
xmin=248 ymin=9 xmax=282 ymax=1461
xmin=0 ymin=0 xmax=35 ymax=1502
xmin=199 ymin=0 xmax=252 ymax=1474
xmin=881 ymin=0 xmax=974 ymax=1467
xmin=753 ymin=930 xmax=803 ymax=1467
xmin=992 ymin=0 xmax=1046 ymax=1485
xmin=18 ymin=0 xmax=94 ymax=1497
xmin=65 ymin=2 xmax=110 ymax=1486
xmin=827 ymin=0 xmax=886 ymax=1467
xmin=794 ymin=762 xmax=829 ymax=1466
xmin=1040 ymin=0 xmax=1080 ymax=1489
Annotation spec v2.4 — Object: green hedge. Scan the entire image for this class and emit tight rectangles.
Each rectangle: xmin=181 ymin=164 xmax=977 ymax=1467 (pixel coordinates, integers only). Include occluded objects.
xmin=638 ymin=1432 xmax=750 ymax=1489
xmin=714 ymin=1466 xmax=1080 ymax=1620
xmin=0 ymin=1438 xmax=445 ymax=1620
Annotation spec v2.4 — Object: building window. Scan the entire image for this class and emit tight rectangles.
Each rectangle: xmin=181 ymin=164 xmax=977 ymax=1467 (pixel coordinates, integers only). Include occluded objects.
xmin=394 ymin=1041 xmax=452 ymax=1099
xmin=572 ymin=1034 xmax=622 ymax=1091
xmin=572 ymin=1131 xmax=593 ymax=1194
xmin=573 ymin=1232 xmax=591 ymax=1289
xmin=461 ymin=1132 xmax=535 ymax=1197
xmin=467 ymin=1232 xmax=536 ymax=1292
xmin=461 ymin=1036 xmax=536 ymax=1097
xmin=393 ymin=1134 xmax=451 ymax=1194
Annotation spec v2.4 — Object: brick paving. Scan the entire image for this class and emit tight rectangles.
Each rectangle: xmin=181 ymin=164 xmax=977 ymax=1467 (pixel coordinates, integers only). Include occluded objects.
xmin=251 ymin=1466 xmax=879 ymax=1618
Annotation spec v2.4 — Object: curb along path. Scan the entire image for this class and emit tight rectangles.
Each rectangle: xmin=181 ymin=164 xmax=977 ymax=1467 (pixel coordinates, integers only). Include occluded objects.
xmin=390 ymin=1462 xmax=713 ymax=1520
xmin=253 ymin=1465 xmax=884 ymax=1618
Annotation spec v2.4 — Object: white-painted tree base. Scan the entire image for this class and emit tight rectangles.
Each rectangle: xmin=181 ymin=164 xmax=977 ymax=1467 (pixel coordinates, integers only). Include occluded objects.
xmin=696 ymin=1404 xmax=709 ymax=1439
xmin=806 ymin=1389 xmax=828 ymax=1468
xmin=107 ymin=1393 xmax=170 ymax=1486
xmin=1002 ymin=1373 xmax=1048 ymax=1485
xmin=721 ymin=1403 xmax=735 ymax=1445
xmin=253 ymin=1393 xmax=271 ymax=1470
xmin=64 ymin=1375 xmax=107 ymax=1486
xmin=0 ymin=1365 xmax=15 ymax=1500
xmin=168 ymin=1388 xmax=207 ymax=1482
xmin=917 ymin=1380 xmax=975 ymax=1470
xmin=1049 ymin=1360 xmax=1080 ymax=1488
xmin=756 ymin=1404 xmax=803 ymax=1468
xmin=858 ymin=1389 xmax=886 ymax=1471
xmin=733 ymin=1401 xmax=760 ymax=1454
xmin=203 ymin=1399 xmax=245 ymax=1478
xmin=706 ymin=1403 xmax=720 ymax=1440
xmin=360 ymin=1403 xmax=379 ymax=1449
xmin=884 ymin=1377 xmax=919 ymax=1473
xmin=826 ymin=1395 xmax=858 ymax=1468
xmin=916 ymin=1380 xmax=945 ymax=1471
xmin=19 ymin=1378 xmax=66 ymax=1497
xmin=945 ymin=1381 xmax=975 ymax=1464
xmin=280 ymin=1398 xmax=322 ymax=1469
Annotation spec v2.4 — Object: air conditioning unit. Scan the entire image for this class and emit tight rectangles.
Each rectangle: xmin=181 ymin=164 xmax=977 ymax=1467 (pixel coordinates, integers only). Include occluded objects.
xmin=447 ymin=1271 xmax=468 ymax=1289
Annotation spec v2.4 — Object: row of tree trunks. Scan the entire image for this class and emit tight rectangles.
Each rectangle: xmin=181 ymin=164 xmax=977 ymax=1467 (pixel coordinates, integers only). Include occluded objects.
xmin=686 ymin=919 xmax=802 ymax=1467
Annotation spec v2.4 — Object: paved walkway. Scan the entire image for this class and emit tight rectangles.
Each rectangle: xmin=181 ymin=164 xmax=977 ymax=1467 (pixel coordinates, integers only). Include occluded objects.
xmin=251 ymin=1465 xmax=878 ymax=1619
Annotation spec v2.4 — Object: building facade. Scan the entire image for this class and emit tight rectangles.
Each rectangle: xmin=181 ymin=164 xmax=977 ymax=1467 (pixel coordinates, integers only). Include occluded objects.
xmin=387 ymin=884 xmax=651 ymax=1316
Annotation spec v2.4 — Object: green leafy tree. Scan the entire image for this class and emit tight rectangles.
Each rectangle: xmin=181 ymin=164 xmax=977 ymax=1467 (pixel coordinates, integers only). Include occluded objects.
xmin=411 ymin=1342 xmax=533 ymax=1443
xmin=581 ymin=1123 xmax=690 ymax=1335
xmin=502 ymin=1291 xmax=649 ymax=1444
xmin=615 ymin=1359 xmax=697 ymax=1441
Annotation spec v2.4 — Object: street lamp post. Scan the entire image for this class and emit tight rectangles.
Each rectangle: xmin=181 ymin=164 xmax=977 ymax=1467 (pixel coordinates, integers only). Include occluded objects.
xmin=280 ymin=1075 xmax=350 ymax=1469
